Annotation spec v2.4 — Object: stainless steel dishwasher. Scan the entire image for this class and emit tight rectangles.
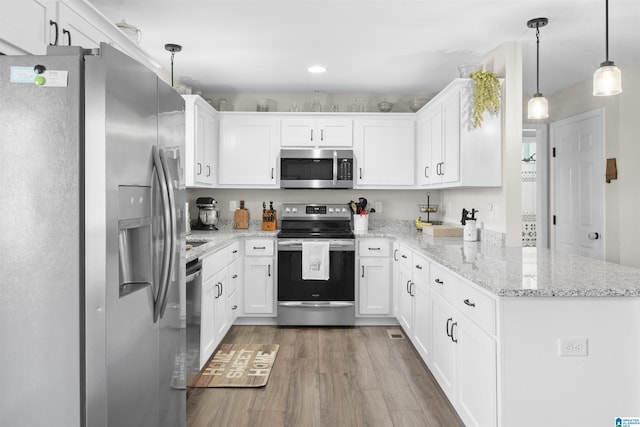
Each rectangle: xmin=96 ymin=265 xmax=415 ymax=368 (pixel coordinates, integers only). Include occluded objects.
xmin=185 ymin=258 xmax=202 ymax=382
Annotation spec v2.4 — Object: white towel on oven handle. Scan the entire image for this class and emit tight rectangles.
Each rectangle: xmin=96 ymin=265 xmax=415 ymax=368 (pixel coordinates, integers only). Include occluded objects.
xmin=302 ymin=241 xmax=330 ymax=280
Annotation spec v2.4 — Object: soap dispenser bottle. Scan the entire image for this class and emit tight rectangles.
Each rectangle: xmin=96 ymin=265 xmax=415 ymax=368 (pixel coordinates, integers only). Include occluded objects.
xmin=461 ymin=208 xmax=478 ymax=242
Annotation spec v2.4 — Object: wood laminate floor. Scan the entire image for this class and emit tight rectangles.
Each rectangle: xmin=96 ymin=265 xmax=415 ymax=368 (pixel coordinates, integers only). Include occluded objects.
xmin=187 ymin=326 xmax=465 ymax=427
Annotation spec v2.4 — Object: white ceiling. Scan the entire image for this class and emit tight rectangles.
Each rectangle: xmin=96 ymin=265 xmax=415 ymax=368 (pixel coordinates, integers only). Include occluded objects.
xmin=88 ymin=0 xmax=640 ymax=98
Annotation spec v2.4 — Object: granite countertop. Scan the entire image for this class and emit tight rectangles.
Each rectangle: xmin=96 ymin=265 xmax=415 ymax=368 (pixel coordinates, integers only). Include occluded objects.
xmin=185 ymin=224 xmax=640 ymax=298
xmin=359 ymin=229 xmax=640 ymax=297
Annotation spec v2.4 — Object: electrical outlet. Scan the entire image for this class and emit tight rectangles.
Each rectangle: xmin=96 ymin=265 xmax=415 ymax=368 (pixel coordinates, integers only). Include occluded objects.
xmin=375 ymin=201 xmax=383 ymax=213
xmin=558 ymin=338 xmax=588 ymax=356
xmin=229 ymin=200 xmax=237 ymax=212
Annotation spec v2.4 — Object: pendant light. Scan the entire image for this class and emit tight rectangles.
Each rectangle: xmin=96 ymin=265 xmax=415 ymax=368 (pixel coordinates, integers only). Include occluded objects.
xmin=164 ymin=43 xmax=182 ymax=87
xmin=593 ymin=0 xmax=622 ymax=96
xmin=527 ymin=17 xmax=549 ymax=120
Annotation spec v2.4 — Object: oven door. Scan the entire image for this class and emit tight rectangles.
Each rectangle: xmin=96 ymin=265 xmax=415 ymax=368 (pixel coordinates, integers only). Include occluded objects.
xmin=277 ymin=239 xmax=355 ymax=325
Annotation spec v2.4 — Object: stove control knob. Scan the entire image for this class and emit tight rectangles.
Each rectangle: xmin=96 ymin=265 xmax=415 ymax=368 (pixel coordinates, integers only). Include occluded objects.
xmin=329 ymin=208 xmax=334 ymax=213
xmin=341 ymin=208 xmax=347 ymax=213
xmin=292 ymin=208 xmax=298 ymax=213
xmin=285 ymin=207 xmax=291 ymax=213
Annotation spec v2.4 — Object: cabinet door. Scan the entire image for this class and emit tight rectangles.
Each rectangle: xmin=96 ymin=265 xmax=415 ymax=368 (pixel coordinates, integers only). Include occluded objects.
xmin=219 ymin=117 xmax=279 ymax=186
xmin=0 ymin=0 xmax=56 ymax=54
xmin=213 ymin=269 xmax=228 ymax=339
xmin=457 ymin=316 xmax=497 ymax=427
xmin=196 ymin=103 xmax=216 ymax=185
xmin=317 ymin=119 xmax=353 ymax=147
xmin=281 ymin=118 xmax=315 ymax=147
xmin=430 ymin=291 xmax=457 ymax=402
xmin=358 ymin=258 xmax=391 ymax=315
xmin=416 ymin=114 xmax=431 ymax=186
xmin=441 ymin=91 xmax=461 ymax=184
xmin=412 ymin=255 xmax=431 ymax=363
xmin=426 ymin=106 xmax=443 ymax=185
xmin=397 ymin=265 xmax=414 ymax=334
xmin=57 ymin=2 xmax=112 ymax=48
xmin=200 ymin=276 xmax=216 ymax=369
xmin=354 ymin=119 xmax=415 ymax=187
xmin=243 ymin=257 xmax=275 ymax=314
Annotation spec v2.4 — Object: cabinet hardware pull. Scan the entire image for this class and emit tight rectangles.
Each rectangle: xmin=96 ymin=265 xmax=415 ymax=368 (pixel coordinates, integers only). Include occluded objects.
xmin=406 ymin=280 xmax=411 ymax=294
xmin=49 ymin=20 xmax=59 ymax=46
xmin=233 ymin=250 xmax=238 ymax=254
xmin=321 ymin=129 xmax=324 ymax=141
xmin=232 ymin=305 xmax=238 ymax=310
xmin=415 ymin=265 xmax=422 ymax=269
xmin=435 ymin=278 xmax=444 ymax=285
xmin=368 ymin=247 xmax=381 ymax=251
xmin=214 ymin=283 xmax=219 ymax=298
xmin=197 ymin=162 xmax=202 ymax=175
xmin=463 ymin=298 xmax=476 ymax=307
xmin=271 ymin=168 xmax=274 ymax=180
xmin=409 ymin=282 xmax=415 ymax=297
xmin=362 ymin=265 xmax=366 ymax=277
xmin=253 ymin=246 xmax=266 ymax=250
xmin=62 ymin=28 xmax=71 ymax=45
xmin=206 ymin=165 xmax=211 ymax=177
xmin=393 ymin=249 xmax=398 ymax=261
xmin=451 ymin=322 xmax=458 ymax=343
xmin=401 ymin=254 xmax=407 ymax=259
xmin=588 ymin=232 xmax=600 ymax=240
xmin=268 ymin=264 xmax=271 ymax=277
xmin=310 ymin=129 xmax=314 ymax=141
xmin=424 ymin=166 xmax=429 ymax=178
xmin=218 ymin=283 xmax=223 ymax=298
xmin=359 ymin=168 xmax=363 ymax=179
xmin=232 ymin=274 xmax=238 ymax=279
xmin=446 ymin=317 xmax=453 ymax=337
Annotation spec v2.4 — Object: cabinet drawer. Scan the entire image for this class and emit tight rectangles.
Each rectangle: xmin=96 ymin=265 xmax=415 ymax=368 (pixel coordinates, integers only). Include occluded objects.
xmin=358 ymin=239 xmax=390 ymax=257
xmin=412 ymin=252 xmax=429 ymax=280
xmin=455 ymin=280 xmax=496 ymax=335
xmin=228 ymin=259 xmax=240 ymax=296
xmin=396 ymin=245 xmax=413 ymax=270
xmin=202 ymin=249 xmax=227 ymax=281
xmin=429 ymin=262 xmax=457 ymax=304
xmin=228 ymin=241 xmax=240 ymax=261
xmin=245 ymin=239 xmax=274 ymax=256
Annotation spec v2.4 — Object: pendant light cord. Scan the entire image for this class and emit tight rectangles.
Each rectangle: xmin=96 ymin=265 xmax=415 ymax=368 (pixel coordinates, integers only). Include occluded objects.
xmin=536 ymin=24 xmax=540 ymax=95
xmin=170 ymin=51 xmax=175 ymax=87
xmin=605 ymin=0 xmax=610 ymax=62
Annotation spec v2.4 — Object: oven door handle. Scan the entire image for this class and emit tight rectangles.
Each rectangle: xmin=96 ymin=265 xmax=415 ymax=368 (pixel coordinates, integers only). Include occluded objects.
xmin=278 ymin=301 xmax=355 ymax=308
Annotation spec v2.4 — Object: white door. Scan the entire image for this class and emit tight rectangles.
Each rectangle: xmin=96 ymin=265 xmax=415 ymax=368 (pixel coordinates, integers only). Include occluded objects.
xmin=550 ymin=109 xmax=605 ymax=259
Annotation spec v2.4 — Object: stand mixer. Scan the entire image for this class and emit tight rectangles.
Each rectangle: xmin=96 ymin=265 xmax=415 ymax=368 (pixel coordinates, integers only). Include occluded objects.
xmin=193 ymin=197 xmax=219 ymax=230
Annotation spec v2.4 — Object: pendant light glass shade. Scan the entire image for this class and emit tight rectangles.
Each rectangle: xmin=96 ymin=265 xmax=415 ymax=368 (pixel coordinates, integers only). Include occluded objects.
xmin=593 ymin=0 xmax=622 ymax=96
xmin=528 ymin=94 xmax=548 ymax=119
xmin=593 ymin=62 xmax=622 ymax=96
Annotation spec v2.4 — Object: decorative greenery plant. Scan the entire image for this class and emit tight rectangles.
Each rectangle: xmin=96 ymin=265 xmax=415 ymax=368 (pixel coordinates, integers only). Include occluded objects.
xmin=469 ymin=70 xmax=501 ymax=128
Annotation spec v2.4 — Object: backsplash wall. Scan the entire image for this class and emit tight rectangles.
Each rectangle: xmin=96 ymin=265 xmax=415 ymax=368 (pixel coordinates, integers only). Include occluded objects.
xmin=186 ymin=188 xmax=441 ymax=224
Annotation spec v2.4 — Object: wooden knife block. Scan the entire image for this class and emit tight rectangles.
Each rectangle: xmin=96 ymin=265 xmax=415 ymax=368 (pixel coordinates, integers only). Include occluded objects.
xmin=261 ymin=210 xmax=277 ymax=231
xmin=234 ymin=208 xmax=249 ymax=229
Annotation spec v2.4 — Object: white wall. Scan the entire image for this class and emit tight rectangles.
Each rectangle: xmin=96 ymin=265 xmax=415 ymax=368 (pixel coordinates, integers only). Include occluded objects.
xmin=547 ymin=67 xmax=640 ymax=268
xmin=440 ymin=42 xmax=523 ymax=246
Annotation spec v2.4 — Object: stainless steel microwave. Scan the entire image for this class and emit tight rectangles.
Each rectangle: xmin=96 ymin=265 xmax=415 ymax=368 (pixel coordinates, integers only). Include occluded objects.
xmin=280 ymin=149 xmax=354 ymax=189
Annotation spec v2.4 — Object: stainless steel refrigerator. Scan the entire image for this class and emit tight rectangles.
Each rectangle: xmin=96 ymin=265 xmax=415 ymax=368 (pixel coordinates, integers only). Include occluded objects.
xmin=0 ymin=43 xmax=186 ymax=427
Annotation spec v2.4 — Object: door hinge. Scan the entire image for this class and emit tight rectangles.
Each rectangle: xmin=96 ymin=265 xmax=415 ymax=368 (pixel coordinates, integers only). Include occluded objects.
xmin=553 ymin=215 xmax=556 ymax=225
xmin=552 ymin=147 xmax=556 ymax=158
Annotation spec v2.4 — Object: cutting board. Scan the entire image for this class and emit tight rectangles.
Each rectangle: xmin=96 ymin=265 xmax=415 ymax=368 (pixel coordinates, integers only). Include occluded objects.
xmin=422 ymin=225 xmax=463 ymax=237
xmin=234 ymin=208 xmax=249 ymax=229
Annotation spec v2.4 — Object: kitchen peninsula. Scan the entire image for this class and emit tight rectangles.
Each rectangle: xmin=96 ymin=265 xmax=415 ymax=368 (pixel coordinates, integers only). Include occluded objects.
xmin=188 ymin=222 xmax=640 ymax=427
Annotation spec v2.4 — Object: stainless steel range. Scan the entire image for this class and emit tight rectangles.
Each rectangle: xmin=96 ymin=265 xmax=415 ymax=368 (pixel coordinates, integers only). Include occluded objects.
xmin=277 ymin=203 xmax=355 ymax=326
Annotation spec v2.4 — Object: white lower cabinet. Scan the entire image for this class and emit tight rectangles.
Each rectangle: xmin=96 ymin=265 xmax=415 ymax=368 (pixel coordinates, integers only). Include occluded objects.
xmin=198 ymin=241 xmax=239 ymax=369
xmin=428 ymin=261 xmax=498 ymax=427
xmin=357 ymin=238 xmax=392 ymax=316
xmin=242 ymin=238 xmax=276 ymax=315
xmin=410 ymin=253 xmax=431 ymax=363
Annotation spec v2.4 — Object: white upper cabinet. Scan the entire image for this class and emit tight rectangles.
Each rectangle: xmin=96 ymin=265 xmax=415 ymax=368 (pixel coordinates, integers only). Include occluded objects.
xmin=0 ymin=0 xmax=56 ymax=54
xmin=218 ymin=114 xmax=280 ymax=187
xmin=184 ymin=95 xmax=217 ymax=187
xmin=417 ymin=79 xmax=501 ymax=188
xmin=57 ymin=1 xmax=112 ymax=49
xmin=281 ymin=116 xmax=353 ymax=147
xmin=354 ymin=117 xmax=415 ymax=188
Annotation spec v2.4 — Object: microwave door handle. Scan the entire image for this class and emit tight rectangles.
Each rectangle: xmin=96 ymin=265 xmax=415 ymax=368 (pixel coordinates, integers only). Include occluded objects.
xmin=333 ymin=150 xmax=338 ymax=187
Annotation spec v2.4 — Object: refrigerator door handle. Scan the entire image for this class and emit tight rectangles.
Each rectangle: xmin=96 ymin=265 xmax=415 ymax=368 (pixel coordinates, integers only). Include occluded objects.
xmin=157 ymin=147 xmax=178 ymax=319
xmin=152 ymin=146 xmax=172 ymax=323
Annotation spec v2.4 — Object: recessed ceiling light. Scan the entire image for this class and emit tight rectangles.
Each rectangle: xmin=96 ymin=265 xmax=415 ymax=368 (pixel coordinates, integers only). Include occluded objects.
xmin=308 ymin=65 xmax=326 ymax=73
